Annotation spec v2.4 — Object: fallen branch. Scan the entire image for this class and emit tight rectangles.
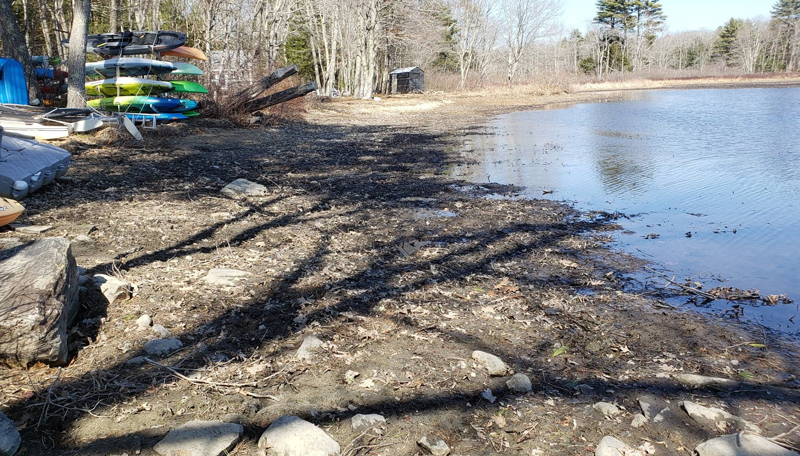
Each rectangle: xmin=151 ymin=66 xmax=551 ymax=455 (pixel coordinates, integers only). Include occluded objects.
xmin=229 ymin=64 xmax=299 ymax=112
xmin=243 ymin=82 xmax=317 ymax=112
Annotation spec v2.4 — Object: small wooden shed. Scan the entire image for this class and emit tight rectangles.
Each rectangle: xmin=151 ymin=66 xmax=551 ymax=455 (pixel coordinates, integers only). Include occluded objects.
xmin=389 ymin=67 xmax=424 ymax=94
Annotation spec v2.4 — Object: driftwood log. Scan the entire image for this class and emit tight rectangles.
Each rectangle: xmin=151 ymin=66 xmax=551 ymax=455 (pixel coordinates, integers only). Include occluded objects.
xmin=229 ymin=64 xmax=299 ymax=112
xmin=243 ymin=82 xmax=317 ymax=112
xmin=229 ymin=64 xmax=316 ymax=114
xmin=0 ymin=238 xmax=79 ymax=367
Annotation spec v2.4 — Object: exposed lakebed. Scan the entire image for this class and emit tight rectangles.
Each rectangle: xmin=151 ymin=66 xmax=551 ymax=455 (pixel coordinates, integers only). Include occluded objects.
xmin=451 ymin=87 xmax=800 ymax=335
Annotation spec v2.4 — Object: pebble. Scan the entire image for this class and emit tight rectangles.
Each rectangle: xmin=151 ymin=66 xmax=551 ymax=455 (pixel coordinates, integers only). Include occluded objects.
xmin=417 ymin=435 xmax=451 ymax=456
xmin=221 ymin=178 xmax=268 ymax=198
xmin=71 ymin=235 xmax=93 ymax=244
xmin=203 ymin=268 xmax=251 ymax=286
xmin=593 ymin=402 xmax=621 ymax=418
xmin=125 ymin=356 xmax=148 ymax=365
xmin=695 ymin=433 xmax=799 ymax=456
xmin=637 ymin=395 xmax=662 ymax=420
xmin=10 ymin=224 xmax=53 ymax=234
xmin=153 ymin=420 xmax=243 ymax=456
xmin=0 ymin=410 xmax=21 ymax=456
xmin=144 ymin=338 xmax=183 ymax=356
xmin=351 ymin=414 xmax=386 ymax=431
xmin=631 ymin=413 xmax=648 ymax=428
xmin=506 ymin=373 xmax=532 ymax=393
xmin=152 ymin=324 xmax=172 ymax=338
xmin=595 ymin=436 xmax=642 ymax=456
xmin=93 ymin=274 xmax=132 ymax=305
xmin=257 ymin=415 xmax=340 ymax=456
xmin=296 ymin=335 xmax=325 ymax=360
xmin=136 ymin=315 xmax=152 ymax=330
xmin=471 ymin=350 xmax=510 ymax=376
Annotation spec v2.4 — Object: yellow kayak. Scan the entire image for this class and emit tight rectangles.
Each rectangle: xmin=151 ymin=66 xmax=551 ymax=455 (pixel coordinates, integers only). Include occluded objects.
xmin=85 ymin=77 xmax=173 ymax=96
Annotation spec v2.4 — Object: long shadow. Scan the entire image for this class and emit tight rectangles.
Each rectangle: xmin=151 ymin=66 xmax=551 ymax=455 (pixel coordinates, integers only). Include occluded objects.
xmin=2 ymin=121 xmax=799 ymax=454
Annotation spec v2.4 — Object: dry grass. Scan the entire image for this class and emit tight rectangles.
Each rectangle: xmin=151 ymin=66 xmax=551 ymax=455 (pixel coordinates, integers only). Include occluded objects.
xmin=571 ymin=73 xmax=800 ymax=92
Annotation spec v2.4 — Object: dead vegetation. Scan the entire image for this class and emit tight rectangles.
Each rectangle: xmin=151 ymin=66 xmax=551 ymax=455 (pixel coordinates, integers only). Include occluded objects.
xmin=1 ymin=91 xmax=799 ymax=455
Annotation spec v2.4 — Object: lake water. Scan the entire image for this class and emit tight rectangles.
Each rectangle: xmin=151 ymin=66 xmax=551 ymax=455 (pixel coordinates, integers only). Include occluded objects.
xmin=450 ymin=87 xmax=800 ymax=335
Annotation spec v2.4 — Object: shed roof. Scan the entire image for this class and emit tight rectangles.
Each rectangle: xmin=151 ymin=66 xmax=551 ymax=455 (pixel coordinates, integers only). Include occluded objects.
xmin=389 ymin=67 xmax=423 ymax=75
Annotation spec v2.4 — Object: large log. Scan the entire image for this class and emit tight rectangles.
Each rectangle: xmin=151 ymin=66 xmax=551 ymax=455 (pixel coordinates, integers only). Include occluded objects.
xmin=229 ymin=64 xmax=299 ymax=112
xmin=0 ymin=237 xmax=79 ymax=367
xmin=243 ymin=82 xmax=317 ymax=113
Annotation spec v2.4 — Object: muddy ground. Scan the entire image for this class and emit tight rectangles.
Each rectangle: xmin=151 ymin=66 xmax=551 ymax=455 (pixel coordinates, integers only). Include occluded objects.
xmin=1 ymin=90 xmax=800 ymax=455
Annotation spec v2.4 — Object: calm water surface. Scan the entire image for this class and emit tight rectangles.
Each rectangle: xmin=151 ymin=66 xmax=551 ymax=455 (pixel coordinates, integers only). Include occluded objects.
xmin=450 ymin=87 xmax=800 ymax=335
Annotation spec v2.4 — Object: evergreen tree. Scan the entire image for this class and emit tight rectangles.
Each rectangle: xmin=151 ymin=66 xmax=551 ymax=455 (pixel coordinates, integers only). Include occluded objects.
xmin=771 ymin=0 xmax=800 ymax=71
xmin=713 ymin=18 xmax=742 ymax=66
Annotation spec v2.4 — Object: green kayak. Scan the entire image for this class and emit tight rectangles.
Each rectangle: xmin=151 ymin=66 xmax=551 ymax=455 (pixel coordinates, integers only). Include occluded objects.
xmin=168 ymin=80 xmax=208 ymax=94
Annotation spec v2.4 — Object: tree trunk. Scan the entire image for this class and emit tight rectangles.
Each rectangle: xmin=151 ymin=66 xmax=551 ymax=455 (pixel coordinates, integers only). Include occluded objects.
xmin=66 ymin=0 xmax=90 ymax=107
xmin=37 ymin=0 xmax=54 ymax=57
xmin=109 ymin=0 xmax=118 ymax=32
xmin=0 ymin=0 xmax=43 ymax=104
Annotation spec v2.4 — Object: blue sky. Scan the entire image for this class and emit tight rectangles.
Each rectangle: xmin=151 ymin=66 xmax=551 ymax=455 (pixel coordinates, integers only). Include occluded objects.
xmin=562 ymin=0 xmax=776 ymax=32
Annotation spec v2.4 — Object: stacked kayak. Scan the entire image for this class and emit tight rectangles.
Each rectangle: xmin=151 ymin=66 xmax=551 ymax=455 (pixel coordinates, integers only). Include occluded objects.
xmin=79 ymin=30 xmax=208 ymax=123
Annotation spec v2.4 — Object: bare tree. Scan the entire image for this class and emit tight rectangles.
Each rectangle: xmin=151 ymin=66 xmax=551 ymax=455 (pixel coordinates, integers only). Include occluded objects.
xmin=736 ymin=18 xmax=767 ymax=73
xmin=450 ymin=0 xmax=494 ymax=90
xmin=502 ymin=0 xmax=561 ymax=86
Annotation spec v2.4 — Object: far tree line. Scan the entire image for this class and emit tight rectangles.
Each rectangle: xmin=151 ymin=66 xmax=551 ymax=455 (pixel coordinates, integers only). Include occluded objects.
xmin=0 ymin=0 xmax=798 ymax=103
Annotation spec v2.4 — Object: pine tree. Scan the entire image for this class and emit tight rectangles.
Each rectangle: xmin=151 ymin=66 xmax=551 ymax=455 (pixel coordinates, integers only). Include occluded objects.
xmin=771 ymin=0 xmax=800 ymax=71
xmin=713 ymin=18 xmax=742 ymax=67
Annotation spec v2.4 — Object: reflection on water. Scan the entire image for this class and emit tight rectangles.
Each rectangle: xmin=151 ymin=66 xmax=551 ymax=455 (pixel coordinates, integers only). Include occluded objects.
xmin=450 ymin=87 xmax=800 ymax=335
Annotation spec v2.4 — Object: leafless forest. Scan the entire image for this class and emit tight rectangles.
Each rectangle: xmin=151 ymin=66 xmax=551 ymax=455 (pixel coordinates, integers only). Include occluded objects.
xmin=2 ymin=0 xmax=800 ymax=97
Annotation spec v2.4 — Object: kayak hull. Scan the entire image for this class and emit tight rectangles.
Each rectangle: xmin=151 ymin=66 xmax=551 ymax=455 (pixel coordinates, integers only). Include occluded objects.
xmin=87 ymin=96 xmax=183 ymax=113
xmin=160 ymin=46 xmax=207 ymax=61
xmin=86 ymin=77 xmax=173 ymax=96
xmin=87 ymin=58 xmax=175 ymax=77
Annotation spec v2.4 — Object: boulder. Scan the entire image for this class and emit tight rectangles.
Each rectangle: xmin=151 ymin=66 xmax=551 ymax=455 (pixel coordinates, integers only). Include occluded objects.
xmin=0 ymin=238 xmax=79 ymax=367
xmin=153 ymin=420 xmax=243 ymax=456
xmin=221 ymin=179 xmax=268 ymax=198
xmin=0 ymin=410 xmax=21 ymax=456
xmin=258 ymin=415 xmax=340 ymax=456
xmin=695 ymin=434 xmax=799 ymax=456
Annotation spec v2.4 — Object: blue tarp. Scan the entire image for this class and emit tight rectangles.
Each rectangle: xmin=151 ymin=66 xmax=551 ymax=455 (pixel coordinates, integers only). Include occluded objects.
xmin=0 ymin=58 xmax=28 ymax=105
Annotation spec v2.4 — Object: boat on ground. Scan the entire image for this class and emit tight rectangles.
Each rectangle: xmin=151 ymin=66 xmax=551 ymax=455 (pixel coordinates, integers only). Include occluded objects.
xmin=85 ymin=77 xmax=173 ymax=96
xmin=86 ymin=58 xmax=175 ymax=77
xmin=0 ymin=126 xmax=71 ymax=199
xmin=0 ymin=197 xmax=24 ymax=227
xmin=167 ymin=80 xmax=208 ymax=94
xmin=159 ymin=46 xmax=207 ymax=61
xmin=65 ymin=31 xmax=186 ymax=56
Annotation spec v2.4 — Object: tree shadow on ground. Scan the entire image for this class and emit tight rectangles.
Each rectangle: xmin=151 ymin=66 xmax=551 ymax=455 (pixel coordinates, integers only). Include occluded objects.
xmin=2 ymin=120 xmax=799 ymax=455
